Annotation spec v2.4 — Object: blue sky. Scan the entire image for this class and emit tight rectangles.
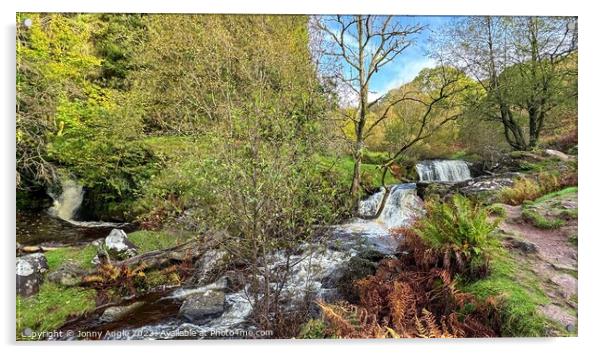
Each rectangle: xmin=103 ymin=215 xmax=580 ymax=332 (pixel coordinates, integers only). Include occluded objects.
xmin=318 ymin=15 xmax=456 ymax=103
xmin=364 ymin=16 xmax=452 ymax=101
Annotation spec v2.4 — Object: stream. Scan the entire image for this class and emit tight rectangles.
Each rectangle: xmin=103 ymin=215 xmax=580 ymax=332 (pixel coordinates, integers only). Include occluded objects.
xmin=20 ymin=160 xmax=472 ymax=340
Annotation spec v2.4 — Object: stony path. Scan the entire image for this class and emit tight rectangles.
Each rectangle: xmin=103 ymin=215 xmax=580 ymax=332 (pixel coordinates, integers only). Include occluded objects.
xmin=497 ymin=193 xmax=578 ymax=335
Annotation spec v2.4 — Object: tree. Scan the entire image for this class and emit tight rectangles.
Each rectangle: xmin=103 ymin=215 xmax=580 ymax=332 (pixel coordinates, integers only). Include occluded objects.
xmin=438 ymin=16 xmax=577 ymax=150
xmin=314 ymin=15 xmax=423 ymax=205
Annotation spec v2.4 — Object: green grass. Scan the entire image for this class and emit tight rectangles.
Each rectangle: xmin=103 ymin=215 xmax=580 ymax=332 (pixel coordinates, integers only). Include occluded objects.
xmin=522 ymin=208 xmax=565 ymax=229
xmin=45 ymin=244 xmax=98 ymax=271
xmin=128 ymin=229 xmax=195 ymax=253
xmin=16 ymin=282 xmax=96 ymax=340
xmin=461 ymin=246 xmax=549 ymax=337
xmin=532 ymin=186 xmax=578 ymax=205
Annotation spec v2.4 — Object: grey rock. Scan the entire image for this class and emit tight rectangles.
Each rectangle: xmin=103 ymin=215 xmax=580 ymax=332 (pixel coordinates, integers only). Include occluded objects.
xmin=178 ymin=289 xmax=225 ymax=322
xmin=16 ymin=253 xmax=49 ymax=297
xmin=507 ymin=238 xmax=539 ymax=254
xmin=47 ymin=261 xmax=85 ymax=286
xmin=99 ymin=301 xmax=145 ymax=323
xmin=194 ymin=249 xmax=226 ymax=284
xmin=104 ymin=229 xmax=138 ymax=260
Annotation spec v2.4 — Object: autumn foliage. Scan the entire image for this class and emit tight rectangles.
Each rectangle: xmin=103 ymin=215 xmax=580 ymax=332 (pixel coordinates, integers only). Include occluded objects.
xmin=317 ymin=228 xmax=500 ymax=338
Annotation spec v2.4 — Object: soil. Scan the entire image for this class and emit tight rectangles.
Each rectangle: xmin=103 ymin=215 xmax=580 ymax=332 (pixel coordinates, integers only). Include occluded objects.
xmin=496 ymin=191 xmax=578 ymax=335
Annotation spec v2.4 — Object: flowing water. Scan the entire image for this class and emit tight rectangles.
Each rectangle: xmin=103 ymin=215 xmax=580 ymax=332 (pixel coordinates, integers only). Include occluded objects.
xmin=40 ymin=161 xmax=472 ymax=339
xmin=17 ymin=177 xmax=133 ymax=246
xmin=416 ymin=159 xmax=471 ymax=182
xmin=335 ymin=183 xmax=424 ymax=254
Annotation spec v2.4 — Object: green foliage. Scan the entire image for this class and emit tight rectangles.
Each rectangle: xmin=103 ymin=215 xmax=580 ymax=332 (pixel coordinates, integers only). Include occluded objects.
xmin=415 ymin=194 xmax=500 ymax=275
xmin=315 ymin=155 xmax=398 ymax=193
xmin=499 ymin=178 xmax=541 ymax=205
xmin=298 ymin=319 xmax=329 ymax=339
xmin=16 ymin=283 xmax=96 ymax=340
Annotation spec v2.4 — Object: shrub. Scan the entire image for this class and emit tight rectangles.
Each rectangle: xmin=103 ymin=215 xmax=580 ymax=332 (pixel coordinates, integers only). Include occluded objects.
xmin=413 ymin=195 xmax=500 ymax=278
xmin=298 ymin=319 xmax=328 ymax=339
xmin=317 ymin=258 xmax=497 ymax=338
xmin=499 ymin=178 xmax=541 ymax=205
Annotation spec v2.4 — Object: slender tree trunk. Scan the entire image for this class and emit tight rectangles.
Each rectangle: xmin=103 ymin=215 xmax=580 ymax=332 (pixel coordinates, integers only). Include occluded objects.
xmin=351 ymin=16 xmax=367 ymax=207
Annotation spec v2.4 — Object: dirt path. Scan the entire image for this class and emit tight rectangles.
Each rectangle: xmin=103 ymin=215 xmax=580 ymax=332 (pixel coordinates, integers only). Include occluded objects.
xmin=497 ymin=193 xmax=578 ymax=334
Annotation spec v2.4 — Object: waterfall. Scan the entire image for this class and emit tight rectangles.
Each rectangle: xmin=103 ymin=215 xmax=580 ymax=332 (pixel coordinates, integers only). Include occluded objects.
xmin=416 ymin=160 xmax=471 ymax=182
xmin=336 ymin=183 xmax=423 ymax=254
xmin=358 ymin=184 xmax=421 ymax=229
xmin=48 ymin=178 xmax=84 ymax=221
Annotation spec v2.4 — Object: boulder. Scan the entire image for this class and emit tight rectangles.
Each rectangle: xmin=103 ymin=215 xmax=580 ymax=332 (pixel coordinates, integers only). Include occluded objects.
xmin=178 ymin=289 xmax=226 ymax=322
xmin=418 ymin=173 xmax=520 ymax=204
xmin=194 ymin=249 xmax=227 ymax=284
xmin=506 ymin=237 xmax=538 ymax=254
xmin=99 ymin=301 xmax=145 ymax=323
xmin=455 ymin=173 xmax=519 ymax=203
xmin=16 ymin=253 xmax=49 ymax=297
xmin=47 ymin=261 xmax=85 ymax=286
xmin=103 ymin=229 xmax=138 ymax=260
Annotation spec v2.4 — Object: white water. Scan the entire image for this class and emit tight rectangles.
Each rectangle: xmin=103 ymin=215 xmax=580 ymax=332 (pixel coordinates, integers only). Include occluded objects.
xmin=48 ymin=178 xmax=84 ymax=221
xmin=48 ymin=177 xmax=128 ymax=228
xmin=336 ymin=183 xmax=423 ymax=254
xmin=416 ymin=160 xmax=471 ymax=182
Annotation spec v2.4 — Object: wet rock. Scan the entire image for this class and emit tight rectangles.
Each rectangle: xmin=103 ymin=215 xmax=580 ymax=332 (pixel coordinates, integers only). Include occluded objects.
xmin=418 ymin=173 xmax=520 ymax=204
xmin=47 ymin=261 xmax=85 ymax=286
xmin=194 ymin=249 xmax=227 ymax=284
xmin=178 ymin=289 xmax=226 ymax=322
xmin=103 ymin=229 xmax=138 ymax=260
xmin=99 ymin=301 xmax=145 ymax=323
xmin=455 ymin=173 xmax=519 ymax=203
xmin=16 ymin=253 xmax=49 ymax=297
xmin=357 ymin=249 xmax=386 ymax=262
xmin=336 ymin=256 xmax=377 ymax=303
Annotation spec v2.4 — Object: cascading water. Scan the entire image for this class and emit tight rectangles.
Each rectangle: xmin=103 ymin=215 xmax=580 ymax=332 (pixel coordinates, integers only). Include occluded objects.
xmin=416 ymin=160 xmax=471 ymax=182
xmin=336 ymin=183 xmax=423 ymax=254
xmin=48 ymin=178 xmax=84 ymax=221
xmin=46 ymin=176 xmax=129 ymax=229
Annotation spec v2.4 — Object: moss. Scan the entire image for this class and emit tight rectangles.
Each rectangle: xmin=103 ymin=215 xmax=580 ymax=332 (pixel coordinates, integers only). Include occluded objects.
xmin=16 ymin=283 xmax=96 ymax=340
xmin=522 ymin=208 xmax=565 ymax=230
xmin=461 ymin=247 xmax=549 ymax=337
xmin=128 ymin=229 xmax=195 ymax=253
xmin=145 ymin=269 xmax=182 ymax=288
xmin=45 ymin=244 xmax=98 ymax=271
